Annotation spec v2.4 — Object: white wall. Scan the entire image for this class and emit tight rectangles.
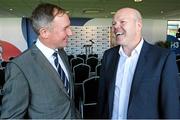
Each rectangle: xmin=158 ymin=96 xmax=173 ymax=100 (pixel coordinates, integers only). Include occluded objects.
xmin=142 ymin=19 xmax=167 ymax=44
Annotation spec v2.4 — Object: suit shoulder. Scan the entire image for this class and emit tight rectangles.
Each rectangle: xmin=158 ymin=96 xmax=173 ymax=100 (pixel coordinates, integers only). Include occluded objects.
xmin=10 ymin=46 xmax=35 ymax=65
xmin=146 ymin=42 xmax=175 ymax=60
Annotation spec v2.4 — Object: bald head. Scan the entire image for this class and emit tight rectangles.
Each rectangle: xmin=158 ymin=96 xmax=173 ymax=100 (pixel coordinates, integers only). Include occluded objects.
xmin=112 ymin=8 xmax=143 ymax=54
xmin=115 ymin=8 xmax=142 ymax=24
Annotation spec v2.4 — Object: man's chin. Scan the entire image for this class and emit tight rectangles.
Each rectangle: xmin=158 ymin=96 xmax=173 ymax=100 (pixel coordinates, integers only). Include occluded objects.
xmin=116 ymin=39 xmax=124 ymax=45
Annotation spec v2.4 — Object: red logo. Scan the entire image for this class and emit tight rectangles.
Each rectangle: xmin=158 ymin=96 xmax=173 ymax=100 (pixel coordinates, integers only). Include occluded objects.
xmin=0 ymin=40 xmax=21 ymax=61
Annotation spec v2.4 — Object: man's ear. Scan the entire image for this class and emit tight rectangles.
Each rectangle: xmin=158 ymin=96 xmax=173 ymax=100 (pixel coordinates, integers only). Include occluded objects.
xmin=39 ymin=27 xmax=49 ymax=39
xmin=137 ymin=20 xmax=142 ymax=31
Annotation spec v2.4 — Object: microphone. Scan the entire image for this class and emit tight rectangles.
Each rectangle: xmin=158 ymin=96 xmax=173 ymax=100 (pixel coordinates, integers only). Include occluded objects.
xmin=89 ymin=39 xmax=95 ymax=44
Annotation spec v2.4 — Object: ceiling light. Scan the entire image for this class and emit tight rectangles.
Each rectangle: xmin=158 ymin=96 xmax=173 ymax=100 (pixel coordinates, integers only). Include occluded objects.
xmin=83 ymin=8 xmax=104 ymax=14
xmin=66 ymin=11 xmax=70 ymax=14
xmin=9 ymin=8 xmax=13 ymax=11
xmin=110 ymin=11 xmax=116 ymax=15
xmin=134 ymin=0 xmax=143 ymax=2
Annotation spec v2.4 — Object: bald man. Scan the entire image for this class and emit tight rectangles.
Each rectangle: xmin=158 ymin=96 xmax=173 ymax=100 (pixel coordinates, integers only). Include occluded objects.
xmin=98 ymin=8 xmax=180 ymax=119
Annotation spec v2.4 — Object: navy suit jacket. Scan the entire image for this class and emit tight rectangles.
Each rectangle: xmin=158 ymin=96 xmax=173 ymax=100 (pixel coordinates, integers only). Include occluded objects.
xmin=98 ymin=40 xmax=180 ymax=119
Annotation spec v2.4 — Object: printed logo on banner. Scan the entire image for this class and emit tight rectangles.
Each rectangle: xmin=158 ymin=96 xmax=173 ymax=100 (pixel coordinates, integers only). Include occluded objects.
xmin=0 ymin=40 xmax=21 ymax=61
xmin=167 ymin=35 xmax=180 ymax=54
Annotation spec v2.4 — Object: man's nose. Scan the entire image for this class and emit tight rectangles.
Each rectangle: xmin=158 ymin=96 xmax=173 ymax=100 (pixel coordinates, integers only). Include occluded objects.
xmin=67 ymin=28 xmax=73 ymax=36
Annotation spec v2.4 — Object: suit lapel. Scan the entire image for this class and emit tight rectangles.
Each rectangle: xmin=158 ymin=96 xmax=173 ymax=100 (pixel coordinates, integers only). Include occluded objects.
xmin=108 ymin=46 xmax=120 ymax=117
xmin=128 ymin=41 xmax=149 ymax=107
xmin=30 ymin=45 xmax=69 ymax=97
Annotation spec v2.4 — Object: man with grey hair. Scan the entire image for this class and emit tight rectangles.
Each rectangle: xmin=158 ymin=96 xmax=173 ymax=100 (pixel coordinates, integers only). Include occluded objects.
xmin=1 ymin=3 xmax=79 ymax=119
xmin=98 ymin=7 xmax=180 ymax=119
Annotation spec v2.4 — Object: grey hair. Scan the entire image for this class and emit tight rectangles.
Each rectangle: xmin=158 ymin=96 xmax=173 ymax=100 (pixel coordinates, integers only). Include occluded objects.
xmin=31 ymin=3 xmax=65 ymax=35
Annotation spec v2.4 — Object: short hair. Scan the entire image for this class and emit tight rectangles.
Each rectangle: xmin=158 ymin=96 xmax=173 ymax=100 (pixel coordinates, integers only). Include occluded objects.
xmin=31 ymin=3 xmax=66 ymax=35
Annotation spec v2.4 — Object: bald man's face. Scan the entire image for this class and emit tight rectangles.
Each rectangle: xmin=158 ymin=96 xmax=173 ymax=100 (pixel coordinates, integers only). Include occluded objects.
xmin=112 ymin=8 xmax=142 ymax=47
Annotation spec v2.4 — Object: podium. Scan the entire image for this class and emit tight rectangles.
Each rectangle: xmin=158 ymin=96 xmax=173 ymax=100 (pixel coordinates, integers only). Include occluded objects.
xmin=83 ymin=44 xmax=92 ymax=57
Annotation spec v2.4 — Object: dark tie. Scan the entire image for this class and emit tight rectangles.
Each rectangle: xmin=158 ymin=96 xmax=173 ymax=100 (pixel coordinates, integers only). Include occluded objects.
xmin=53 ymin=51 xmax=69 ymax=93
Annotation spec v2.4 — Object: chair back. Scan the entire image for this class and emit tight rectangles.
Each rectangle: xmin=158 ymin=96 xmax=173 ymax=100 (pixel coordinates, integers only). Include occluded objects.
xmin=86 ymin=57 xmax=98 ymax=72
xmin=176 ymin=54 xmax=180 ymax=60
xmin=77 ymin=54 xmax=87 ymax=63
xmin=70 ymin=57 xmax=84 ymax=70
xmin=176 ymin=59 xmax=180 ymax=73
xmin=0 ymin=68 xmax=5 ymax=88
xmin=68 ymin=54 xmax=74 ymax=64
xmin=88 ymin=54 xmax=98 ymax=58
xmin=0 ymin=68 xmax=5 ymax=108
xmin=73 ymin=63 xmax=90 ymax=84
xmin=78 ymin=76 xmax=99 ymax=118
xmin=95 ymin=64 xmax=101 ymax=76
xmin=82 ymin=76 xmax=99 ymax=105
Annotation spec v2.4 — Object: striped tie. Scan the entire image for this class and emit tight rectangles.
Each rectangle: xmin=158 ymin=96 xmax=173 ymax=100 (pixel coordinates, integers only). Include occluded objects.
xmin=53 ymin=51 xmax=69 ymax=94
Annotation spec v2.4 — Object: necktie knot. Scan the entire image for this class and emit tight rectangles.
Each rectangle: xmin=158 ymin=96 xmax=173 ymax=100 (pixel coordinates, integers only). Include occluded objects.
xmin=53 ymin=51 xmax=58 ymax=58
xmin=53 ymin=51 xmax=59 ymax=67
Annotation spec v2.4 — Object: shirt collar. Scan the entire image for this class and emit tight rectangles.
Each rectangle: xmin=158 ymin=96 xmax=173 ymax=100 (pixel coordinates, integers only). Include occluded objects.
xmin=119 ymin=38 xmax=144 ymax=57
xmin=35 ymin=39 xmax=57 ymax=59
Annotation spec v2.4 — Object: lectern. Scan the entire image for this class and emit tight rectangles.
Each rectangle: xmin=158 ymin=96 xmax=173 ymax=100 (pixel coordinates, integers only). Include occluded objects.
xmin=83 ymin=44 xmax=92 ymax=57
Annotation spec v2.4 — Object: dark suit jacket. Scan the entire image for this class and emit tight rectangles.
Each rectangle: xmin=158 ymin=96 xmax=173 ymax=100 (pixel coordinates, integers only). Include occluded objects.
xmin=98 ymin=40 xmax=180 ymax=119
xmin=1 ymin=45 xmax=78 ymax=119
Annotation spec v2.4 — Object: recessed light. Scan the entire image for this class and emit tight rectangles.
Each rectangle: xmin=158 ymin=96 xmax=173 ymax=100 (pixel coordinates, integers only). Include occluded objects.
xmin=134 ymin=0 xmax=143 ymax=2
xmin=66 ymin=11 xmax=70 ymax=14
xmin=83 ymin=8 xmax=104 ymax=14
xmin=110 ymin=11 xmax=116 ymax=15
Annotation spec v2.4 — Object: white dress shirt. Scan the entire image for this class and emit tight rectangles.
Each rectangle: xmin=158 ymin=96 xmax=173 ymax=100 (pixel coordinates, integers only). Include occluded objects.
xmin=35 ymin=39 xmax=69 ymax=80
xmin=112 ymin=39 xmax=144 ymax=119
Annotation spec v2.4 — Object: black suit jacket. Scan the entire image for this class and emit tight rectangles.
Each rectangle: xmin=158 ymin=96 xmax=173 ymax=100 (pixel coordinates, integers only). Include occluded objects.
xmin=98 ymin=40 xmax=180 ymax=119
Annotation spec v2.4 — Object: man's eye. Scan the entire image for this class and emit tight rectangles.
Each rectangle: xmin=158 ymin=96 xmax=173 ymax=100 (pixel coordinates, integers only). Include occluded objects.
xmin=121 ymin=21 xmax=125 ymax=24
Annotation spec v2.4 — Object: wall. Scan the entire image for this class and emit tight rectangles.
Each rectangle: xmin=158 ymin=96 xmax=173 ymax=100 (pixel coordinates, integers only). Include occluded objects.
xmin=83 ymin=18 xmax=168 ymax=44
xmin=142 ymin=19 xmax=167 ymax=44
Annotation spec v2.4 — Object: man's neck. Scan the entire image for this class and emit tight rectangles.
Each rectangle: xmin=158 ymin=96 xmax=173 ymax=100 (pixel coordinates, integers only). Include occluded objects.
xmin=122 ymin=37 xmax=142 ymax=56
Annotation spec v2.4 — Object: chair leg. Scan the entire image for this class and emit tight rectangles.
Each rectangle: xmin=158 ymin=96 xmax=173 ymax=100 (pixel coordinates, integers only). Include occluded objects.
xmin=81 ymin=103 xmax=84 ymax=118
xmin=79 ymin=98 xmax=84 ymax=118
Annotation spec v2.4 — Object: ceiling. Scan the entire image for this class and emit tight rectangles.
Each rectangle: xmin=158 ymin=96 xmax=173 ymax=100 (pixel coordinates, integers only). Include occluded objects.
xmin=0 ymin=0 xmax=180 ymax=20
